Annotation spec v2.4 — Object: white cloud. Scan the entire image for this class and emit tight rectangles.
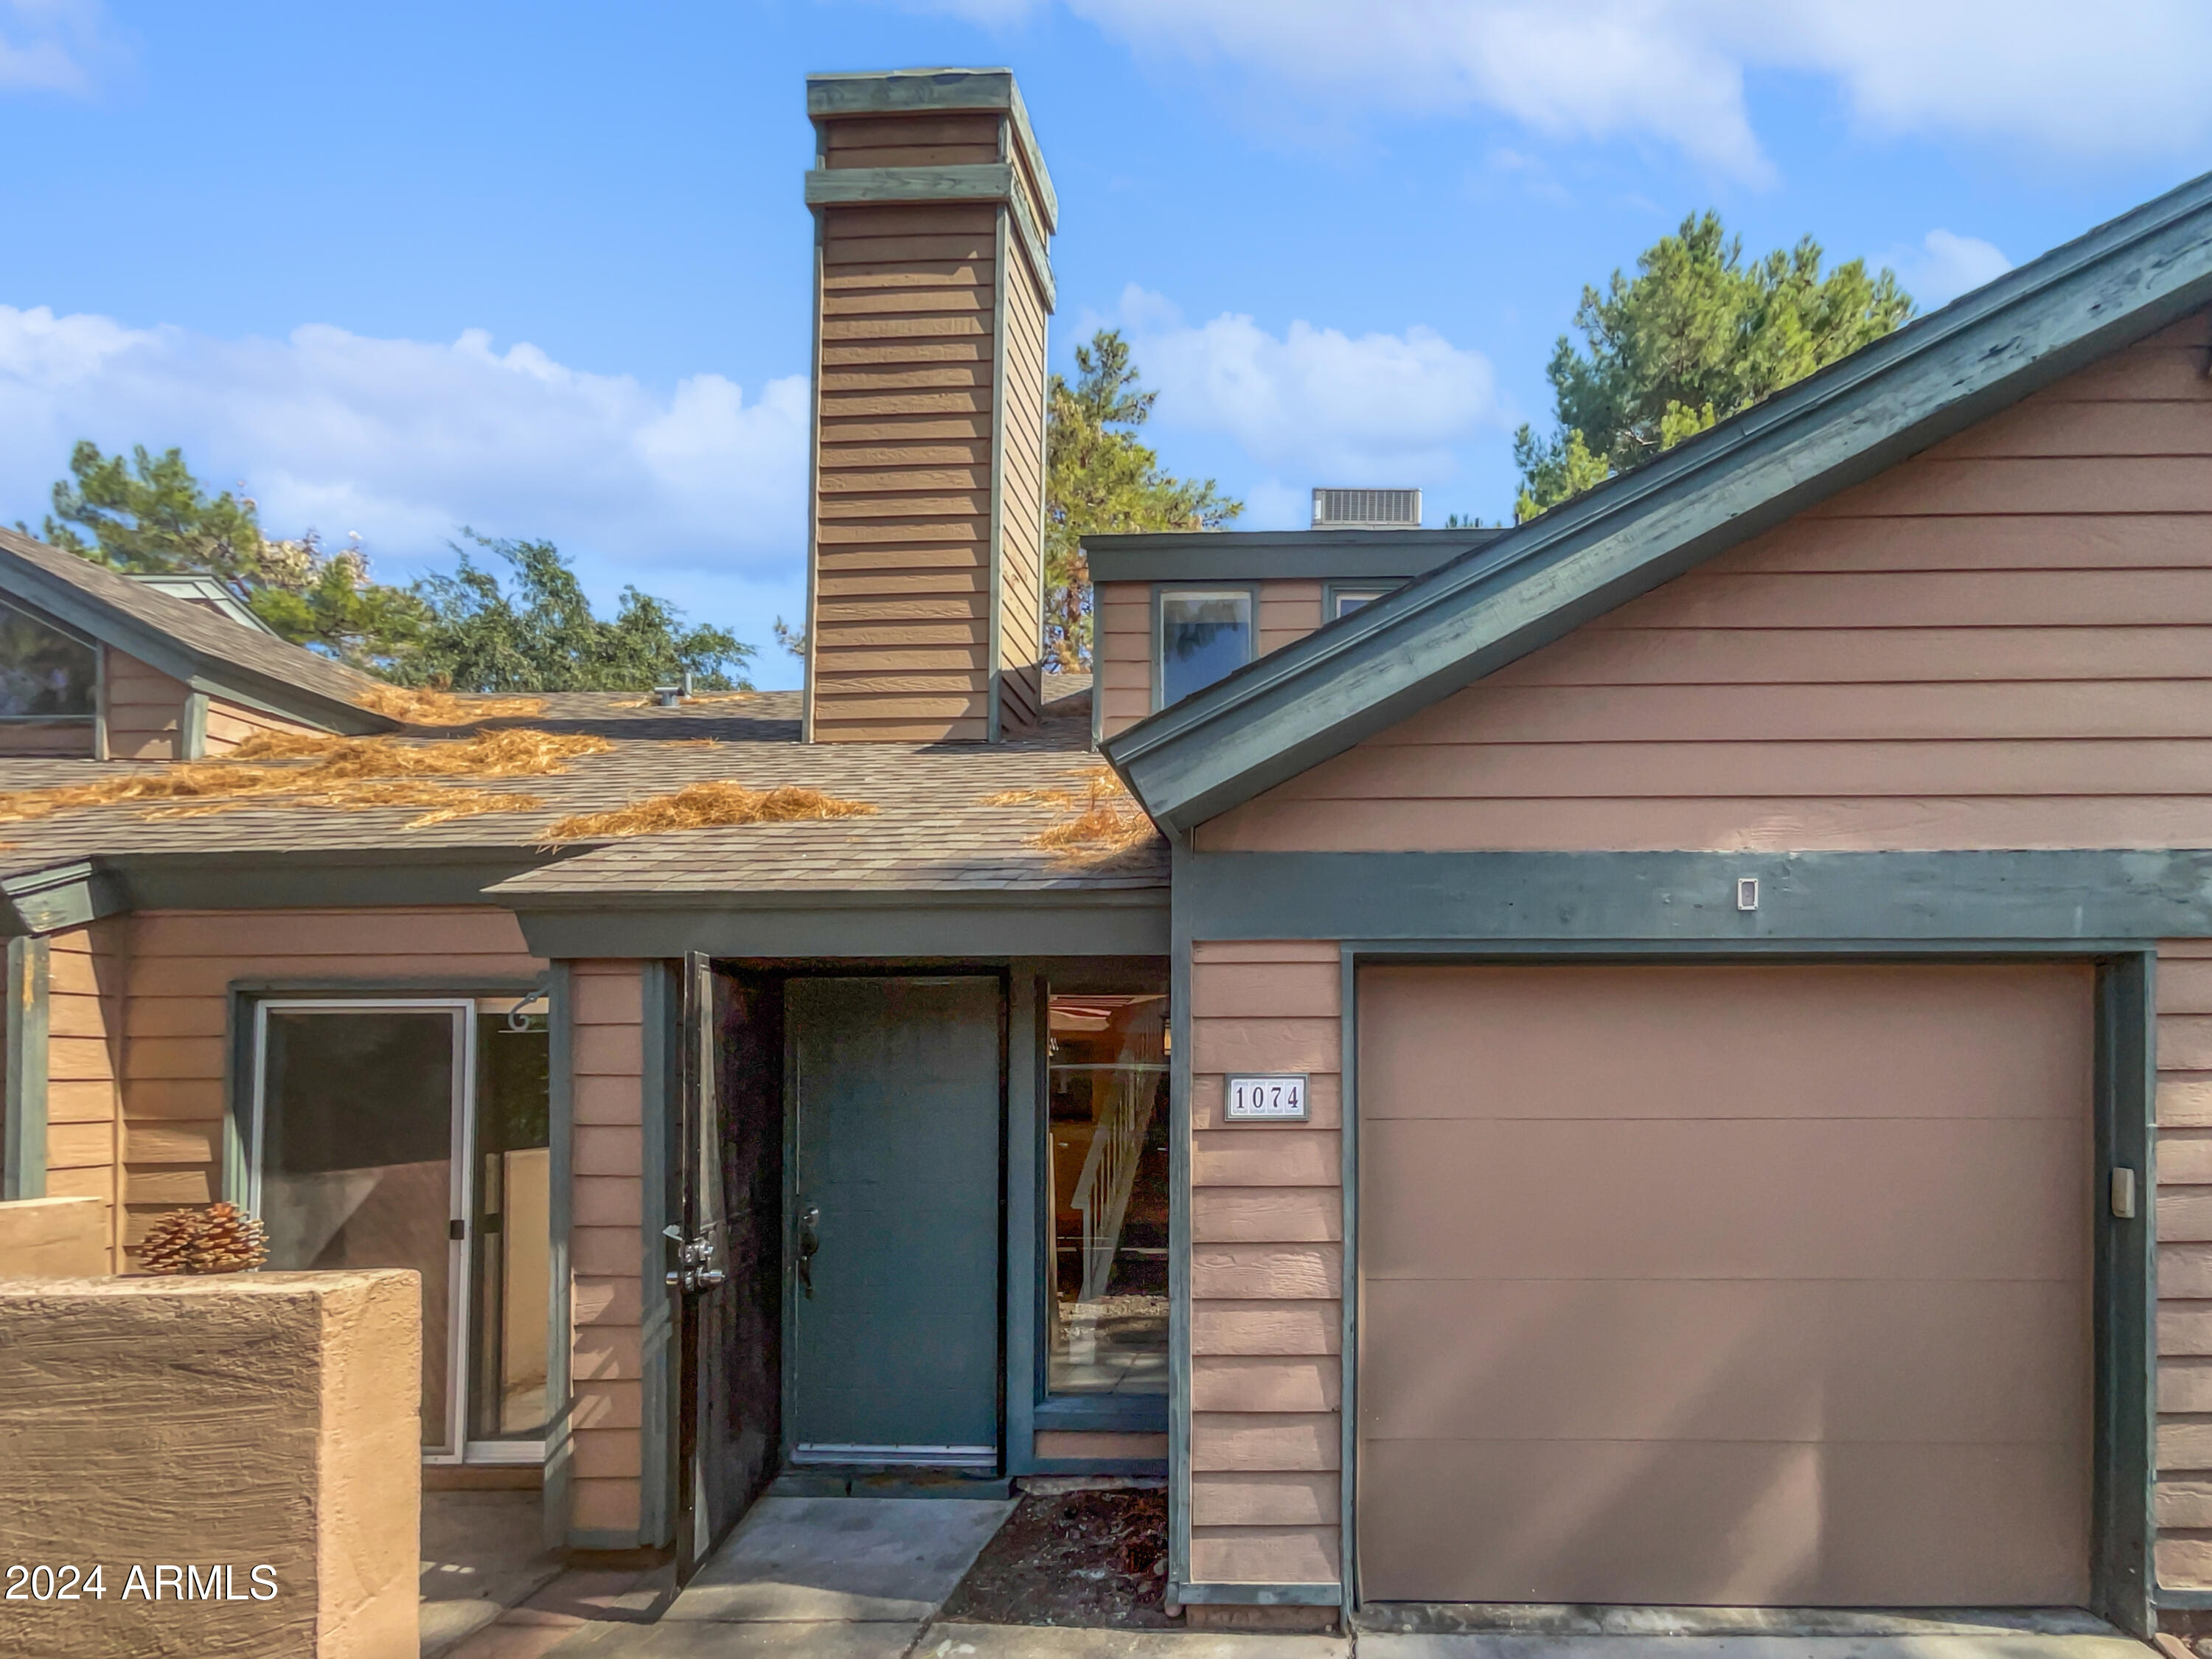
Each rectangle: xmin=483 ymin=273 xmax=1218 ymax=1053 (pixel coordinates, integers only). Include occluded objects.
xmin=902 ymin=0 xmax=2212 ymax=180
xmin=1110 ymin=285 xmax=1503 ymax=484
xmin=1906 ymin=229 xmax=2013 ymax=308
xmin=0 ymin=0 xmax=119 ymax=95
xmin=0 ymin=303 xmax=814 ymax=679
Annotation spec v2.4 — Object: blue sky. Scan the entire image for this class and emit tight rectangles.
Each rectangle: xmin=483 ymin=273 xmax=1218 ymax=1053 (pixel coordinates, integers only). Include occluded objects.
xmin=4 ymin=1 xmax=2210 ymax=689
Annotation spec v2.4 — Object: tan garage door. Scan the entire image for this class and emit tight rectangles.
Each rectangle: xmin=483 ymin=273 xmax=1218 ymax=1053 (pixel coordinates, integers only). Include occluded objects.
xmin=1357 ymin=963 xmax=2093 ymax=1607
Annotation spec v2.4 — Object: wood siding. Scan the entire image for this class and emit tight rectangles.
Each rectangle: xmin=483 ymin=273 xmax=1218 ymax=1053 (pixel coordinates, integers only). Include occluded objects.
xmin=2157 ymin=939 xmax=2212 ymax=1587
xmin=1198 ymin=312 xmax=2212 ymax=852
xmin=0 ymin=722 xmax=94 ymax=757
xmin=102 ymin=647 xmax=189 ymax=760
xmin=41 ymin=922 xmax=125 ymax=1268
xmin=1096 ymin=581 xmax=1326 ymax=741
xmin=1188 ymin=939 xmax=1343 ymax=1587
xmin=204 ymin=695 xmax=318 ymax=753
xmin=114 ymin=908 xmax=543 ymax=1260
xmin=808 ymin=108 xmax=1048 ymax=742
xmin=568 ymin=960 xmax=647 ymax=1540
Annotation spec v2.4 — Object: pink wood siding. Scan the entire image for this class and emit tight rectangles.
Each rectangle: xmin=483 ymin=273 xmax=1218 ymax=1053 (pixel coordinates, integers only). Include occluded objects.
xmin=1199 ymin=312 xmax=2212 ymax=852
xmin=1188 ymin=939 xmax=1343 ymax=1587
xmin=568 ymin=960 xmax=647 ymax=1538
xmin=0 ymin=723 xmax=93 ymax=757
xmin=41 ymin=922 xmax=125 ymax=1268
xmin=103 ymin=647 xmax=189 ymax=760
xmin=1096 ymin=580 xmax=1328 ymax=742
xmin=2159 ymin=940 xmax=2212 ymax=1586
xmin=115 ymin=909 xmax=544 ymax=1263
xmin=203 ymin=695 xmax=318 ymax=753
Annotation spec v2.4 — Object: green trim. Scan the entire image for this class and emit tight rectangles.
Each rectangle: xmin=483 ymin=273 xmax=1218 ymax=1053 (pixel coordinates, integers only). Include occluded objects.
xmin=543 ymin=964 xmax=577 ymax=1551
xmin=1152 ymin=582 xmax=1260 ymax=717
xmin=638 ymin=961 xmax=679 ymax=1550
xmin=178 ymin=689 xmax=208 ymax=760
xmin=805 ymin=69 xmax=1055 ymax=232
xmin=1 ymin=936 xmax=49 ymax=1200
xmin=113 ymin=852 xmax=563 ymax=912
xmin=222 ymin=987 xmax=251 ymax=1208
xmin=1032 ymin=1394 xmax=1166 ymax=1433
xmin=1180 ymin=849 xmax=2212 ymax=945
xmin=1004 ymin=966 xmax=1041 ymax=1473
xmin=2098 ymin=952 xmax=2157 ymax=1636
xmin=1088 ymin=530 xmax=1494 ymax=585
xmin=804 ymin=161 xmax=1015 ymax=208
xmin=508 ymin=895 xmax=1169 ymax=961
xmin=1004 ymin=181 xmax=1055 ymax=315
xmin=1322 ymin=581 xmax=1401 ymax=623
xmin=1105 ymin=175 xmax=2212 ymax=832
xmin=1166 ymin=880 xmax=1194 ymax=1599
xmin=0 ymin=861 xmax=125 ymax=937
xmin=1178 ymin=1582 xmax=1343 ymax=1606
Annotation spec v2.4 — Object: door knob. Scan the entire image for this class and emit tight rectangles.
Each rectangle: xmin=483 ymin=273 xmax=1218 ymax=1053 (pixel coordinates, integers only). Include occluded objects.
xmin=798 ymin=1206 xmax=821 ymax=1299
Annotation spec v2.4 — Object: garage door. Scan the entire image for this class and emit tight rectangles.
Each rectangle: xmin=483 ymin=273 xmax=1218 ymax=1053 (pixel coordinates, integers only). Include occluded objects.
xmin=1357 ymin=963 xmax=2093 ymax=1607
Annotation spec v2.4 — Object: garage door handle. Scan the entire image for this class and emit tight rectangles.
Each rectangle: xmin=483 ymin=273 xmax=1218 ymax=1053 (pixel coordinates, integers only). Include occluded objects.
xmin=2112 ymin=1168 xmax=2138 ymax=1220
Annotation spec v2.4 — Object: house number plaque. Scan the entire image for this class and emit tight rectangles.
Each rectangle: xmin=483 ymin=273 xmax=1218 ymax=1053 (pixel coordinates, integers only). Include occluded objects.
xmin=1225 ymin=1074 xmax=1309 ymax=1121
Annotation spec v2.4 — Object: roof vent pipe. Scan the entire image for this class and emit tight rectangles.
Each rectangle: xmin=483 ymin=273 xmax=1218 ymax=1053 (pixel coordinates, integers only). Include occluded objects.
xmin=1312 ymin=488 xmax=1422 ymax=529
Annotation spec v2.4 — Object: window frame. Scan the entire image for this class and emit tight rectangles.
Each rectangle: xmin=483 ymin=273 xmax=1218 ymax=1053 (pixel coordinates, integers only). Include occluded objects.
xmin=0 ymin=599 xmax=102 ymax=727
xmin=1324 ymin=581 xmax=1400 ymax=622
xmin=1150 ymin=582 xmax=1259 ymax=714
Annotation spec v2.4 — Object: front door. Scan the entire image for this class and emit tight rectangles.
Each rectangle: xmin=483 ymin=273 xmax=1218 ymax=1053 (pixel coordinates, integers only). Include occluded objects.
xmin=786 ymin=975 xmax=1001 ymax=1467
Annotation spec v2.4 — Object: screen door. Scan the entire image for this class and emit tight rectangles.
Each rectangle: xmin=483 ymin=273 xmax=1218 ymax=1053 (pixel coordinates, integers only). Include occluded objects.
xmin=251 ymin=999 xmax=474 ymax=1459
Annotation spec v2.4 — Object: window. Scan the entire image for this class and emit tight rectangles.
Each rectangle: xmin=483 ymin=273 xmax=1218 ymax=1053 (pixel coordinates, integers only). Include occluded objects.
xmin=1046 ymin=992 xmax=1169 ymax=1396
xmin=250 ymin=996 xmax=550 ymax=1463
xmin=0 ymin=604 xmax=96 ymax=719
xmin=1157 ymin=589 xmax=1251 ymax=708
xmin=1330 ymin=586 xmax=1393 ymax=620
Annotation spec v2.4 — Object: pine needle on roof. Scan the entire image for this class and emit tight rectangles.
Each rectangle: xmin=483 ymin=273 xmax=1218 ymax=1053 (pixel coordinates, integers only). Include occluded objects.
xmin=985 ymin=767 xmax=1159 ymax=863
xmin=542 ymin=780 xmax=876 ymax=843
xmin=355 ymin=685 xmax=548 ymax=725
xmin=0 ymin=729 xmax=609 ymax=826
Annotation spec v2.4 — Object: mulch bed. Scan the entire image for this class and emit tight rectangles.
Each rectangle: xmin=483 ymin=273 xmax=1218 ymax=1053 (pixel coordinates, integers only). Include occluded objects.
xmin=939 ymin=1488 xmax=1176 ymax=1630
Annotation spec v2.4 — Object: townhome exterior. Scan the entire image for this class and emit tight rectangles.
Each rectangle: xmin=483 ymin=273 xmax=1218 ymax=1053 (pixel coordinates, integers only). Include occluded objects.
xmin=6 ymin=61 xmax=2212 ymax=1641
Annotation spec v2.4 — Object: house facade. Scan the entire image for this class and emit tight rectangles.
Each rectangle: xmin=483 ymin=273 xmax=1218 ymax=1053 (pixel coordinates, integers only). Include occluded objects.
xmin=4 ymin=63 xmax=2212 ymax=1637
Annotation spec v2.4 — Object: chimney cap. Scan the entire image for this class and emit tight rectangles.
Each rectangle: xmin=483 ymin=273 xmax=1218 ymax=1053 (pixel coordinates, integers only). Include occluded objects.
xmin=806 ymin=69 xmax=1054 ymax=234
xmin=1312 ymin=487 xmax=1422 ymax=529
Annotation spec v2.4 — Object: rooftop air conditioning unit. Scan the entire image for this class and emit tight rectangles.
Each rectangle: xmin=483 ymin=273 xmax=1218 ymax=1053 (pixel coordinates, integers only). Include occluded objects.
xmin=1312 ymin=487 xmax=1422 ymax=529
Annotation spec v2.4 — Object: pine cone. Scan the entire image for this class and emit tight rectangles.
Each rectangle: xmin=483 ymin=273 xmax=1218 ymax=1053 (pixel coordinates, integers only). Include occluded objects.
xmin=137 ymin=1202 xmax=270 ymax=1275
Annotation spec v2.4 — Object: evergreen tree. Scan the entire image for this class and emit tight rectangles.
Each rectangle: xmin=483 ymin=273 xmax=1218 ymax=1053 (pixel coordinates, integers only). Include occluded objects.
xmin=1046 ymin=330 xmax=1241 ymax=670
xmin=1514 ymin=213 xmax=1914 ymax=521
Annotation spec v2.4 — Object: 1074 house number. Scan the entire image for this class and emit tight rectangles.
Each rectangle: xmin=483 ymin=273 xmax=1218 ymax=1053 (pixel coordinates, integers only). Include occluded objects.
xmin=1225 ymin=1074 xmax=1308 ymax=1121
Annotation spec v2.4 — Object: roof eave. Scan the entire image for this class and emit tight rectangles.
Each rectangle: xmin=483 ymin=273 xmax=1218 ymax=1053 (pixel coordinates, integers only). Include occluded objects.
xmin=1105 ymin=169 xmax=2212 ymax=835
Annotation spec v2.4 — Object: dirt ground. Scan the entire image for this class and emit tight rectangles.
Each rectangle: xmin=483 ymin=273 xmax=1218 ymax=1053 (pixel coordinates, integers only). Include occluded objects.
xmin=939 ymin=1487 xmax=1177 ymax=1630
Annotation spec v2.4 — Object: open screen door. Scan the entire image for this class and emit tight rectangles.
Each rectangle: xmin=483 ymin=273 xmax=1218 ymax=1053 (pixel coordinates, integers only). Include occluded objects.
xmin=673 ymin=952 xmax=741 ymax=1580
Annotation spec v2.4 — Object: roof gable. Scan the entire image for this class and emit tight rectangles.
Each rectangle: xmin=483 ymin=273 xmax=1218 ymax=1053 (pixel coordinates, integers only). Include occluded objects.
xmin=0 ymin=528 xmax=397 ymax=735
xmin=1105 ymin=168 xmax=2212 ymax=835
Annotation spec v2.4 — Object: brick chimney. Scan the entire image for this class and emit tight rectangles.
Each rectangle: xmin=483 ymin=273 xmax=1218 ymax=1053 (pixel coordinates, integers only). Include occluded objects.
xmin=801 ymin=69 xmax=1055 ymax=743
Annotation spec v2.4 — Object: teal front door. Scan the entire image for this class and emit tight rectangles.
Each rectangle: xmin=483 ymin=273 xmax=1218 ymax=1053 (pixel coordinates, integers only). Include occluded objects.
xmin=786 ymin=975 xmax=1001 ymax=1466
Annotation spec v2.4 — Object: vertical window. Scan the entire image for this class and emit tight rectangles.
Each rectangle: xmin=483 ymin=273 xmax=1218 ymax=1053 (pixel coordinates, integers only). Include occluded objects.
xmin=1047 ymin=992 xmax=1169 ymax=1395
xmin=1158 ymin=590 xmax=1251 ymax=708
xmin=468 ymin=1005 xmax=552 ymax=1450
xmin=252 ymin=995 xmax=552 ymax=1462
xmin=0 ymin=603 xmax=96 ymax=718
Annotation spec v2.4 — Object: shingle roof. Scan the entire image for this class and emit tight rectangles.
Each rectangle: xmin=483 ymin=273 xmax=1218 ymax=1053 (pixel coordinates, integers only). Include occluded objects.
xmin=0 ymin=526 xmax=397 ymax=734
xmin=0 ymin=675 xmax=1163 ymax=897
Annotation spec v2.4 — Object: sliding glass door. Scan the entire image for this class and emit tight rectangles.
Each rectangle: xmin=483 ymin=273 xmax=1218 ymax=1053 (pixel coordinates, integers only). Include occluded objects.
xmin=249 ymin=997 xmax=550 ymax=1464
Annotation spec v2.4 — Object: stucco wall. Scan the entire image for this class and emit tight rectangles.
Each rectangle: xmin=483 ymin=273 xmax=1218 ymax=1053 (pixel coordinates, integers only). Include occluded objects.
xmin=1186 ymin=939 xmax=1343 ymax=1589
xmin=1198 ymin=311 xmax=2212 ymax=853
xmin=0 ymin=1270 xmax=419 ymax=1658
